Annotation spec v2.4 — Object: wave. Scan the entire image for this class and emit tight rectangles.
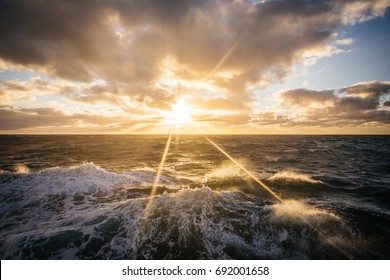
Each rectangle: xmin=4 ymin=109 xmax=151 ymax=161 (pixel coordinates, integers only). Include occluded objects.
xmin=133 ymin=189 xmax=355 ymax=260
xmin=206 ymin=161 xmax=242 ymax=178
xmin=1 ymin=162 xmax=175 ymax=193
xmin=0 ymin=163 xmax=358 ymax=260
xmin=268 ymin=170 xmax=322 ymax=184
xmin=12 ymin=164 xmax=30 ymax=174
xmin=0 ymin=162 xmax=179 ymax=221
xmin=270 ymin=199 xmax=339 ymax=224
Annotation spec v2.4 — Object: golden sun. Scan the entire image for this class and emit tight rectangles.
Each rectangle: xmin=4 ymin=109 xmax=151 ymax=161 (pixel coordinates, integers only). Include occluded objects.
xmin=164 ymin=100 xmax=194 ymax=126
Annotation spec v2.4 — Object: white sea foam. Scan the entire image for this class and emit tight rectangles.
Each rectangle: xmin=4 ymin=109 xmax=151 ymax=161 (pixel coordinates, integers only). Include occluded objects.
xmin=0 ymin=164 xmax=354 ymax=260
xmin=1 ymin=162 xmax=176 ymax=197
xmin=270 ymin=199 xmax=339 ymax=224
xmin=129 ymin=187 xmax=264 ymax=259
xmin=207 ymin=161 xmax=242 ymax=178
xmin=13 ymin=164 xmax=30 ymax=174
xmin=268 ymin=170 xmax=322 ymax=184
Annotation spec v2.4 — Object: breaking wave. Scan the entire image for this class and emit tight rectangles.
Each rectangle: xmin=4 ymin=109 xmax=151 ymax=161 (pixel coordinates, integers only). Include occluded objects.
xmin=270 ymin=199 xmax=340 ymax=225
xmin=268 ymin=170 xmax=322 ymax=184
xmin=12 ymin=164 xmax=30 ymax=174
xmin=0 ymin=163 xmax=357 ymax=259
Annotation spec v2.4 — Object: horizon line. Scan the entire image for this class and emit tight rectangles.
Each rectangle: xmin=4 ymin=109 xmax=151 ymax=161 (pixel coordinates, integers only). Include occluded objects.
xmin=0 ymin=133 xmax=389 ymax=136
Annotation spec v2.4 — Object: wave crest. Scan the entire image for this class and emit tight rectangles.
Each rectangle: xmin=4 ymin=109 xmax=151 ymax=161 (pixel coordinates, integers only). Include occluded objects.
xmin=13 ymin=164 xmax=30 ymax=174
xmin=270 ymin=199 xmax=339 ymax=224
xmin=268 ymin=170 xmax=322 ymax=184
xmin=207 ymin=161 xmax=242 ymax=179
xmin=0 ymin=162 xmax=176 ymax=201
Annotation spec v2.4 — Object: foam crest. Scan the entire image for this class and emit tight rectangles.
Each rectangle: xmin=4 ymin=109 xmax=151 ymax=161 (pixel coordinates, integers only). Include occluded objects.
xmin=13 ymin=163 xmax=173 ymax=191
xmin=0 ymin=162 xmax=177 ymax=216
xmin=270 ymin=199 xmax=339 ymax=224
xmin=207 ymin=161 xmax=242 ymax=179
xmin=0 ymin=182 xmax=356 ymax=259
xmin=13 ymin=164 xmax=30 ymax=174
xmin=268 ymin=170 xmax=322 ymax=184
xmin=130 ymin=187 xmax=257 ymax=259
xmin=0 ymin=165 xmax=355 ymax=260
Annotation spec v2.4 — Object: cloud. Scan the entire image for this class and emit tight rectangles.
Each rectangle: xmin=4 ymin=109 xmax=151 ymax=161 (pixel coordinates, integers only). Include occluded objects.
xmin=253 ymin=112 xmax=292 ymax=126
xmin=0 ymin=77 xmax=64 ymax=106
xmin=0 ymin=107 xmax=161 ymax=133
xmin=0 ymin=78 xmax=176 ymax=117
xmin=0 ymin=0 xmax=112 ymax=81
xmin=335 ymin=38 xmax=355 ymax=46
xmin=276 ymin=81 xmax=390 ymax=127
xmin=341 ymin=81 xmax=390 ymax=98
xmin=0 ymin=107 xmax=75 ymax=130
xmin=1 ymin=0 xmax=389 ymax=88
xmin=279 ymin=89 xmax=337 ymax=107
xmin=0 ymin=0 xmax=389 ymax=132
xmin=194 ymin=111 xmax=251 ymax=126
xmin=191 ymin=97 xmax=248 ymax=111
xmin=337 ymin=0 xmax=390 ymax=24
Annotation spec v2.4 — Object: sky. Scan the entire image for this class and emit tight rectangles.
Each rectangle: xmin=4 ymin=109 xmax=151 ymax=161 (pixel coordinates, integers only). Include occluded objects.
xmin=0 ymin=0 xmax=389 ymax=134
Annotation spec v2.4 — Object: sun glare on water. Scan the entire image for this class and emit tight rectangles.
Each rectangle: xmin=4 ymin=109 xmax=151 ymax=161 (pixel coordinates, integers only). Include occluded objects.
xmin=164 ymin=100 xmax=194 ymax=126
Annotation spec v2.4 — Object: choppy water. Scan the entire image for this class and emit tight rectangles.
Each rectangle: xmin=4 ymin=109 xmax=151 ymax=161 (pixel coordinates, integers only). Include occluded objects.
xmin=0 ymin=135 xmax=389 ymax=259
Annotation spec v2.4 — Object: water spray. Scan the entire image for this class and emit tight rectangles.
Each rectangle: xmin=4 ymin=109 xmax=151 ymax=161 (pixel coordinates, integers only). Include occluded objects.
xmin=203 ymin=135 xmax=352 ymax=259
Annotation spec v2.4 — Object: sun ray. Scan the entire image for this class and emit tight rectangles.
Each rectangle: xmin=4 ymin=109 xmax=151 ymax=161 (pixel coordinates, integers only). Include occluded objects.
xmin=143 ymin=133 xmax=172 ymax=218
xmin=204 ymin=136 xmax=283 ymax=202
xmin=203 ymin=135 xmax=352 ymax=259
xmin=206 ymin=34 xmax=244 ymax=80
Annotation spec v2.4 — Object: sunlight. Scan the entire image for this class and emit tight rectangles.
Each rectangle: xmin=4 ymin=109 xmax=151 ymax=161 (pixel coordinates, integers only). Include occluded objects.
xmin=164 ymin=99 xmax=194 ymax=126
xmin=204 ymin=136 xmax=352 ymax=259
xmin=142 ymin=133 xmax=172 ymax=218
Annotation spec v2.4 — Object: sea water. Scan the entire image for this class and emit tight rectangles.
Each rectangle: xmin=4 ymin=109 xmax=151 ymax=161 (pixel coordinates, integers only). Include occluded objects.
xmin=0 ymin=135 xmax=389 ymax=259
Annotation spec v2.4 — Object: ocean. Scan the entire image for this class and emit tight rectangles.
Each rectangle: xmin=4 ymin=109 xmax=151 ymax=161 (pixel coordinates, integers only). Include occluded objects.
xmin=0 ymin=135 xmax=389 ymax=260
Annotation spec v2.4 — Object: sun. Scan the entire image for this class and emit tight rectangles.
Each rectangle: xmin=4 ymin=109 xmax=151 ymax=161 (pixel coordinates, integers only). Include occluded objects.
xmin=164 ymin=99 xmax=194 ymax=126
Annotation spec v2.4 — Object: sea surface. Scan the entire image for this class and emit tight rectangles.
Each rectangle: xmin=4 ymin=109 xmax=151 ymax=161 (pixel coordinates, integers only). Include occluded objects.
xmin=0 ymin=135 xmax=389 ymax=260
